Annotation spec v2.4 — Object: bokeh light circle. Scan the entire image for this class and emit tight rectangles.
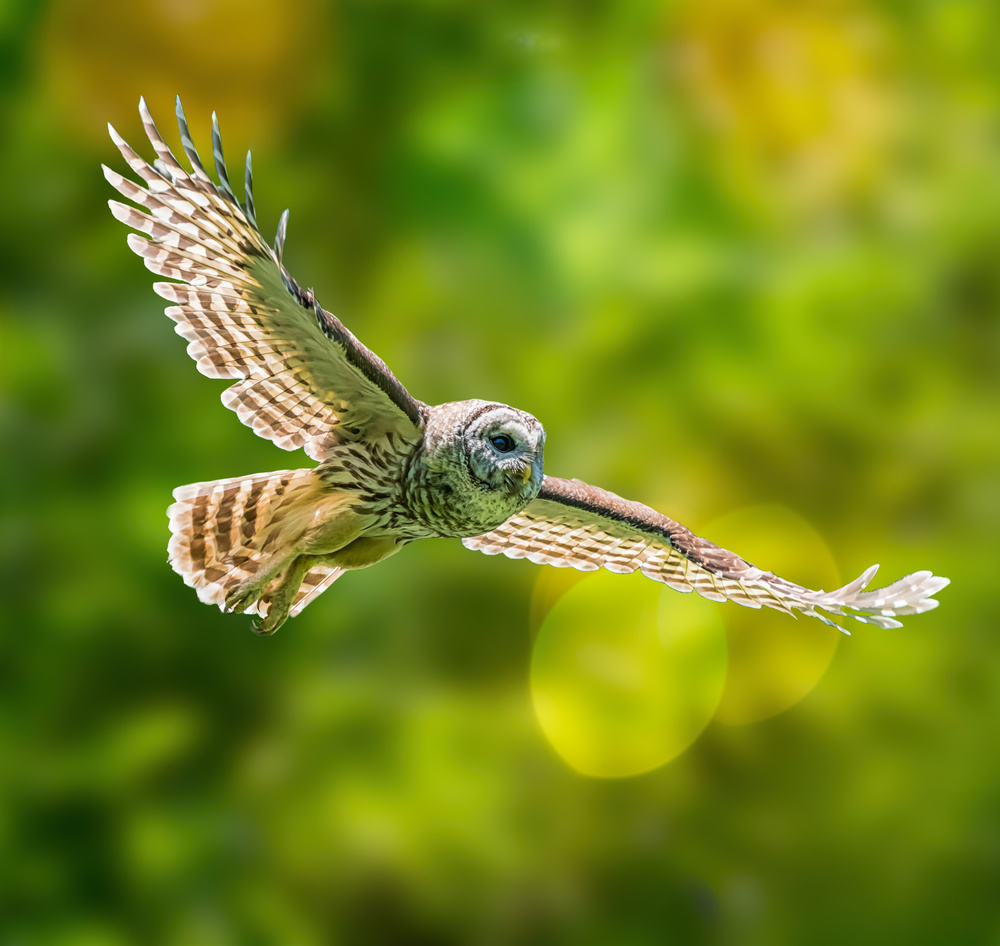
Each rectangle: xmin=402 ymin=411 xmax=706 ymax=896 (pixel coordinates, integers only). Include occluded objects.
xmin=531 ymin=570 xmax=726 ymax=778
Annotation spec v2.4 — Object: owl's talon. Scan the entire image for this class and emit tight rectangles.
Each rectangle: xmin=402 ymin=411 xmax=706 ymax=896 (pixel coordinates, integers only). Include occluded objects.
xmin=225 ymin=583 xmax=261 ymax=614
xmin=225 ymin=564 xmax=283 ymax=614
xmin=251 ymin=617 xmax=279 ymax=636
xmin=251 ymin=610 xmax=286 ymax=635
xmin=243 ymin=554 xmax=315 ymax=635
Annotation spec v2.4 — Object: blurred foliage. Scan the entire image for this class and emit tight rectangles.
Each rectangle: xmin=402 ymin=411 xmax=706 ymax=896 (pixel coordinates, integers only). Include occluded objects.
xmin=1 ymin=0 xmax=998 ymax=942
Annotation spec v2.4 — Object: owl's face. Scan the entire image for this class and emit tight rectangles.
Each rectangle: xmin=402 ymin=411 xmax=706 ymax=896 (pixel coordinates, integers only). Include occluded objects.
xmin=463 ymin=404 xmax=546 ymax=502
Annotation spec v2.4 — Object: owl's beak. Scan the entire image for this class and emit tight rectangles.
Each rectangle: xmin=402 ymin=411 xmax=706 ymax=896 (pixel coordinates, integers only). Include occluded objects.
xmin=519 ymin=465 xmax=532 ymax=485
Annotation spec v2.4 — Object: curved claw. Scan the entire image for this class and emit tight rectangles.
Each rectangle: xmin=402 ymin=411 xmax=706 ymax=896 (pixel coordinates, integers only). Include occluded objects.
xmin=225 ymin=584 xmax=259 ymax=614
xmin=251 ymin=608 xmax=287 ymax=636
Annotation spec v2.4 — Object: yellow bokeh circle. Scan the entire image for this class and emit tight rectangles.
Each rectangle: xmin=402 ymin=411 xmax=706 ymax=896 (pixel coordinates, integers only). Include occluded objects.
xmin=531 ymin=570 xmax=726 ymax=778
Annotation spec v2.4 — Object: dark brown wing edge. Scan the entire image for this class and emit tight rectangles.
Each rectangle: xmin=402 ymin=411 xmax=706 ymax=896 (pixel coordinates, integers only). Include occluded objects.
xmin=535 ymin=476 xmax=762 ymax=580
xmin=186 ymin=94 xmax=429 ymax=434
xmin=464 ymin=475 xmax=950 ymax=633
xmin=285 ymin=283 xmax=427 ymax=433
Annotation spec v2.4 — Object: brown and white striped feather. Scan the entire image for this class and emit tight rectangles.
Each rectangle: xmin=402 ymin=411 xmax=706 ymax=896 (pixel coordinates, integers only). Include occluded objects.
xmin=167 ymin=468 xmax=347 ymax=619
xmin=104 ymin=97 xmax=425 ymax=461
xmin=463 ymin=476 xmax=950 ymax=634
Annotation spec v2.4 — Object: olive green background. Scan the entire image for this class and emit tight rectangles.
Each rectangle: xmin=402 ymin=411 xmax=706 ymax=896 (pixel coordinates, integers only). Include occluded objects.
xmin=1 ymin=0 xmax=997 ymax=943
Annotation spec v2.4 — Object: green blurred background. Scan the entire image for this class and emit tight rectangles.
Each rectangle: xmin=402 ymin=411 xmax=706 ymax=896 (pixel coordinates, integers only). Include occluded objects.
xmin=1 ymin=0 xmax=997 ymax=942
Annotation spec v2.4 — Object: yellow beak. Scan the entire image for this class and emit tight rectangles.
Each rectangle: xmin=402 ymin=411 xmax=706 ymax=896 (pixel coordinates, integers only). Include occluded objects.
xmin=520 ymin=465 xmax=533 ymax=485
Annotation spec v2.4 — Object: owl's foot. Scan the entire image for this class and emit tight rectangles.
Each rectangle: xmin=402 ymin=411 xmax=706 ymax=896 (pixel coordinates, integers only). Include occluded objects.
xmin=224 ymin=553 xmax=291 ymax=615
xmin=250 ymin=554 xmax=317 ymax=636
xmin=250 ymin=615 xmax=280 ymax=636
xmin=225 ymin=581 xmax=262 ymax=615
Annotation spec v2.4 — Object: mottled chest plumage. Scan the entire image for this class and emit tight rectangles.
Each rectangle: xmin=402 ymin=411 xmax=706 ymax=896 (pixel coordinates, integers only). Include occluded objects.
xmin=316 ymin=436 xmax=411 ymax=528
xmin=401 ymin=449 xmax=534 ymax=538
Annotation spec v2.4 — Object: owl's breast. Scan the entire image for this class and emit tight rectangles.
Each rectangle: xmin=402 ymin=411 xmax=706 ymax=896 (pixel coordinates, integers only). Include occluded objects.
xmin=402 ymin=454 xmax=536 ymax=539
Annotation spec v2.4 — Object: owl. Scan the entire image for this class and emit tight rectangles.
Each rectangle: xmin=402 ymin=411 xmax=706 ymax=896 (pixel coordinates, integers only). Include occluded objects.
xmin=105 ymin=98 xmax=949 ymax=636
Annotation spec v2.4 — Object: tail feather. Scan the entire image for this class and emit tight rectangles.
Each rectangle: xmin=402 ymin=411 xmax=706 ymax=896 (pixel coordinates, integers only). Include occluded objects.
xmin=290 ymin=565 xmax=345 ymax=617
xmin=166 ymin=468 xmax=343 ymax=616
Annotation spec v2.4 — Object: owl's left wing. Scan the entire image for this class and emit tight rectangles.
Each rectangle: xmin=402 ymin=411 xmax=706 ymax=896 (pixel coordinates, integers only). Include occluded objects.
xmin=462 ymin=475 xmax=949 ymax=634
xmin=104 ymin=97 xmax=426 ymax=460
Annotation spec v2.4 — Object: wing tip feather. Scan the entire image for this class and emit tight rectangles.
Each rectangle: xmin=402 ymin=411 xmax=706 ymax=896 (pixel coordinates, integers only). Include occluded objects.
xmin=108 ymin=198 xmax=143 ymax=226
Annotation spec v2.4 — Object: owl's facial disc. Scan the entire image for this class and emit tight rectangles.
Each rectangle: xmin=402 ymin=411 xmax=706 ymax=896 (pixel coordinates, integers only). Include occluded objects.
xmin=464 ymin=406 xmax=545 ymax=499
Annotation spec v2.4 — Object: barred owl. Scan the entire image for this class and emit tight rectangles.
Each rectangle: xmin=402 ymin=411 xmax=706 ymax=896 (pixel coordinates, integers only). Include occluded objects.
xmin=105 ymin=98 xmax=949 ymax=635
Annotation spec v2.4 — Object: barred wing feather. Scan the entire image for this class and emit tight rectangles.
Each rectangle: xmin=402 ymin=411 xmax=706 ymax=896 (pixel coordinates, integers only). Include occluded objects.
xmin=463 ymin=476 xmax=950 ymax=634
xmin=104 ymin=96 xmax=425 ymax=460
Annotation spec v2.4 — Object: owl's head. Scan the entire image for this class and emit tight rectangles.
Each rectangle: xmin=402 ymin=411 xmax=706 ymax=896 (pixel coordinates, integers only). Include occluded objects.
xmin=460 ymin=402 xmax=546 ymax=502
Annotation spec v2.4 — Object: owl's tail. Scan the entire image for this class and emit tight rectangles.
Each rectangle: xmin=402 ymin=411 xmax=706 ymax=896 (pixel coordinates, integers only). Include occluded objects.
xmin=166 ymin=469 xmax=344 ymax=618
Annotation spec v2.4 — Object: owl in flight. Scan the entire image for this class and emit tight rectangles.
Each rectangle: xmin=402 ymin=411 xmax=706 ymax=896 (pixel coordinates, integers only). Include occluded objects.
xmin=105 ymin=98 xmax=949 ymax=636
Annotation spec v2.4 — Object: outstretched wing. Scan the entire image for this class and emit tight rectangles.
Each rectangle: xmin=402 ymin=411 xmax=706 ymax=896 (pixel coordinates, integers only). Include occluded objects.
xmin=104 ymin=97 xmax=426 ymax=459
xmin=463 ymin=476 xmax=949 ymax=634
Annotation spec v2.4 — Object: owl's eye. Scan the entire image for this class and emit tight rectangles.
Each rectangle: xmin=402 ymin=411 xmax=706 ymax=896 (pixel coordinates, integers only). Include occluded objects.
xmin=490 ymin=434 xmax=516 ymax=453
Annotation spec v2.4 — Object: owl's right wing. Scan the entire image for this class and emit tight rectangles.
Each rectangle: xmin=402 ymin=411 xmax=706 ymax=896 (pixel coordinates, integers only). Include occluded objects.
xmin=462 ymin=475 xmax=949 ymax=634
xmin=105 ymin=97 xmax=426 ymax=460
